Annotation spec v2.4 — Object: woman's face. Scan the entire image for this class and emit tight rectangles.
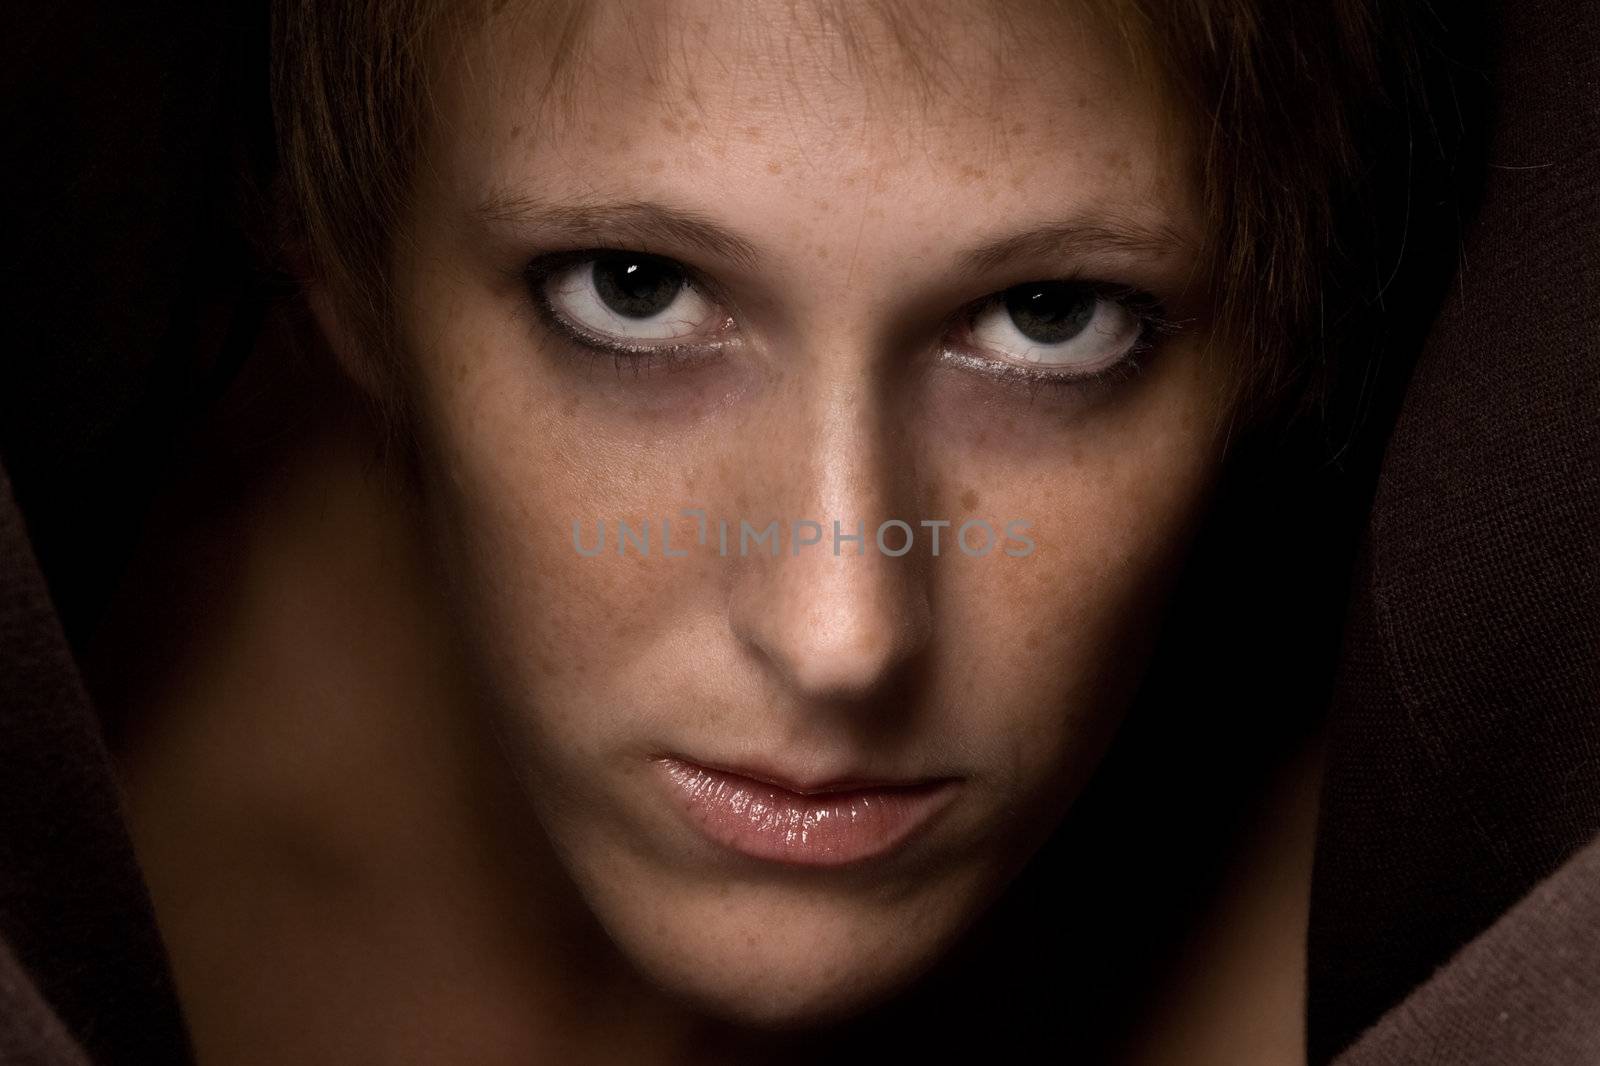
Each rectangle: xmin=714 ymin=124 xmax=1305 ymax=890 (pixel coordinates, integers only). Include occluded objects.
xmin=379 ymin=0 xmax=1230 ymax=1029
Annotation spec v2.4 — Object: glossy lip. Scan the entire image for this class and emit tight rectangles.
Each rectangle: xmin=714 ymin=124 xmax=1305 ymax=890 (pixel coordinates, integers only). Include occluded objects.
xmin=652 ymin=755 xmax=960 ymax=868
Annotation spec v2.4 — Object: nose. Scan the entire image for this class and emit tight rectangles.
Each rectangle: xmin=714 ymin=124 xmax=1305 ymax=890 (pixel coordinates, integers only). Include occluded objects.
xmin=725 ymin=377 xmax=933 ymax=709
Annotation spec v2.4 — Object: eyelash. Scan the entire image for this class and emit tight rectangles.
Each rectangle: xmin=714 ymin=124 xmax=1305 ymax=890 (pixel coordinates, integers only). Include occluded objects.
xmin=522 ymin=251 xmax=727 ymax=378
xmin=945 ymin=281 xmax=1181 ymax=401
xmin=520 ymin=250 xmax=1183 ymax=394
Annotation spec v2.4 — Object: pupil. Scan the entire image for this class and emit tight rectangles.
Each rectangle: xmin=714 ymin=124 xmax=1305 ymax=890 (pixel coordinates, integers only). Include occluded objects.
xmin=592 ymin=255 xmax=683 ymax=319
xmin=1004 ymin=283 xmax=1095 ymax=344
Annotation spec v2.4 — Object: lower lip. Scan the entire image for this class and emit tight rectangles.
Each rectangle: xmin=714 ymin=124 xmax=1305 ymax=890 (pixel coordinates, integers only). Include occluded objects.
xmin=653 ymin=757 xmax=959 ymax=868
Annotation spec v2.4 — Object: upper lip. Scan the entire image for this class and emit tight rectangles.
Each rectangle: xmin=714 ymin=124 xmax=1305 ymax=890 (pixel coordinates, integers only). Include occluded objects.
xmin=660 ymin=754 xmax=953 ymax=796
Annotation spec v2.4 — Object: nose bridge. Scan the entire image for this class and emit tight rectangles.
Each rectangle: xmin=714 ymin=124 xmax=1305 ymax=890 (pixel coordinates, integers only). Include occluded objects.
xmin=726 ymin=370 xmax=932 ymax=708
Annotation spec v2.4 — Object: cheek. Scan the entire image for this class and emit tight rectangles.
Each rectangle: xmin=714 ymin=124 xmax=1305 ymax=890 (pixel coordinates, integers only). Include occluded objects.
xmin=398 ymin=291 xmax=749 ymax=761
xmin=916 ymin=347 xmax=1225 ymax=806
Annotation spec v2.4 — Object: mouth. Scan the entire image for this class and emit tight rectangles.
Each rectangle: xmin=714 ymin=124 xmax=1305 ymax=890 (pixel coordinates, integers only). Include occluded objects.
xmin=651 ymin=754 xmax=961 ymax=868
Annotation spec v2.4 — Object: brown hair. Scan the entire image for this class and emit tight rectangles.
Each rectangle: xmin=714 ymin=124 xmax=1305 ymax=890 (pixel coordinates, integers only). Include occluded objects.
xmin=267 ymin=0 xmax=1417 ymax=450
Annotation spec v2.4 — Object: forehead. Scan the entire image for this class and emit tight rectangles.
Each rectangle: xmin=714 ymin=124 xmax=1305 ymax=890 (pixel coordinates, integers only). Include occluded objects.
xmin=425 ymin=0 xmax=1200 ymax=267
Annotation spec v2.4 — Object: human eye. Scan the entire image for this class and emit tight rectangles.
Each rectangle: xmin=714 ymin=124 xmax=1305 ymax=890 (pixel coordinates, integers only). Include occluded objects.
xmin=947 ymin=279 xmax=1178 ymax=394
xmin=524 ymin=250 xmax=735 ymax=370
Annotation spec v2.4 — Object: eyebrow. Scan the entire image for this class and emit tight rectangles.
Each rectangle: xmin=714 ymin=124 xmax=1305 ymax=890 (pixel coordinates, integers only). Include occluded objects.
xmin=958 ymin=219 xmax=1197 ymax=275
xmin=473 ymin=192 xmax=763 ymax=271
xmin=471 ymin=192 xmax=1196 ymax=278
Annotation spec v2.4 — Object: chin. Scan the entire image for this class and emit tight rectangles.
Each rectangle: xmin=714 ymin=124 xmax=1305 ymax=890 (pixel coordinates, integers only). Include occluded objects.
xmin=574 ymin=862 xmax=980 ymax=1032
xmin=622 ymin=932 xmax=937 ymax=1032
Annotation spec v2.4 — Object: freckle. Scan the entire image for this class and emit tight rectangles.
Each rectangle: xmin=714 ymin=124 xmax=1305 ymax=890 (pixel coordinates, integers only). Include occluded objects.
xmin=1010 ymin=121 xmax=1026 ymax=136
xmin=767 ymin=160 xmax=784 ymax=175
xmin=684 ymin=119 xmax=703 ymax=134
xmin=744 ymin=126 xmax=763 ymax=141
xmin=1076 ymin=93 xmax=1090 ymax=107
xmin=661 ymin=117 xmax=680 ymax=133
xmin=1025 ymin=629 xmax=1043 ymax=650
xmin=814 ymin=199 xmax=830 ymax=211
xmin=815 ymin=245 xmax=830 ymax=260
xmin=510 ymin=123 xmax=524 ymax=139
xmin=958 ymin=165 xmax=987 ymax=185
xmin=960 ymin=487 xmax=980 ymax=510
xmin=647 ymin=158 xmax=665 ymax=173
